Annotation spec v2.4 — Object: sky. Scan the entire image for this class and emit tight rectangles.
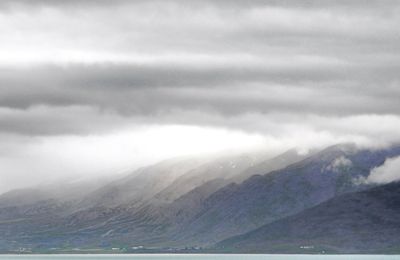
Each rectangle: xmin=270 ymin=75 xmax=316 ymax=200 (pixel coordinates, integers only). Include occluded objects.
xmin=0 ymin=0 xmax=400 ymax=193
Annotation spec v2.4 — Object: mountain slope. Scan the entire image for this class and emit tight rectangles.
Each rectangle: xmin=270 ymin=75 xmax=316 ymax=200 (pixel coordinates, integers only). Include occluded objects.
xmin=153 ymin=154 xmax=260 ymax=203
xmin=0 ymin=152 xmax=274 ymax=250
xmin=169 ymin=144 xmax=400 ymax=245
xmin=78 ymin=157 xmax=205 ymax=208
xmin=1 ymin=144 xmax=400 ymax=252
xmin=0 ymin=177 xmax=114 ymax=209
xmin=216 ymin=181 xmax=400 ymax=254
xmin=231 ymin=148 xmax=311 ymax=183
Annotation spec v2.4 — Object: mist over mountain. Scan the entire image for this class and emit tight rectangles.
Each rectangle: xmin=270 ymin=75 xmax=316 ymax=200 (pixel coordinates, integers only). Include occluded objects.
xmin=1 ymin=0 xmax=400 ymax=255
xmin=1 ymin=143 xmax=400 ymax=253
xmin=164 ymin=144 xmax=400 ymax=245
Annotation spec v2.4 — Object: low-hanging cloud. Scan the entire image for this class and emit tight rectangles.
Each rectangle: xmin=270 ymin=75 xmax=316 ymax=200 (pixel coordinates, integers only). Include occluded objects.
xmin=365 ymin=156 xmax=400 ymax=184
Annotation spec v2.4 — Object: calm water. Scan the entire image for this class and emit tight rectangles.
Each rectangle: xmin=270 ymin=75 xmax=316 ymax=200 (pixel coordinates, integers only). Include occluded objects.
xmin=0 ymin=255 xmax=399 ymax=260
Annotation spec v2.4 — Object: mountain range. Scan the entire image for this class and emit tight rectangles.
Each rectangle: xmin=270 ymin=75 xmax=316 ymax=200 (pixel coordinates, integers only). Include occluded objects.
xmin=0 ymin=143 xmax=400 ymax=254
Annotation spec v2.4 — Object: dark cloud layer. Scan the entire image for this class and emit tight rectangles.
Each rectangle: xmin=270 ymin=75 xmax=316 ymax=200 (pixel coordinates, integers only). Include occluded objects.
xmin=0 ymin=61 xmax=399 ymax=121
xmin=0 ymin=0 xmax=399 ymax=136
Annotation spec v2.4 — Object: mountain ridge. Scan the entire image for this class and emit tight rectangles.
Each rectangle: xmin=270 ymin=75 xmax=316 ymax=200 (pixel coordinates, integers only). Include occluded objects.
xmin=1 ymin=143 xmax=400 ymax=252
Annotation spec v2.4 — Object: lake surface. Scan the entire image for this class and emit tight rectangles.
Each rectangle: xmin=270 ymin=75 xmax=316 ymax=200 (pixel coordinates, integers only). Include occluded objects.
xmin=0 ymin=255 xmax=399 ymax=260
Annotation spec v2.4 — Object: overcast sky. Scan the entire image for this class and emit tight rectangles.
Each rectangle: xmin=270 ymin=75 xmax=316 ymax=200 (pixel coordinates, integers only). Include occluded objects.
xmin=0 ymin=0 xmax=400 ymax=193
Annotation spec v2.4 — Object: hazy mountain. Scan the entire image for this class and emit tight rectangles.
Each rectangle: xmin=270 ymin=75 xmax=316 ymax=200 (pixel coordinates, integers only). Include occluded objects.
xmin=0 ymin=176 xmax=115 ymax=209
xmin=152 ymin=148 xmax=309 ymax=210
xmin=78 ymin=157 xmax=206 ymax=208
xmin=216 ymin=181 xmax=400 ymax=254
xmin=168 ymin=144 xmax=400 ymax=245
xmin=37 ymin=153 xmax=277 ymax=247
xmin=61 ymin=144 xmax=400 ymax=248
xmin=0 ymin=149 xmax=302 ymax=250
xmin=230 ymin=148 xmax=312 ymax=183
xmin=0 ymin=151 xmax=269 ymax=250
xmin=0 ymin=189 xmax=55 ymax=208
xmin=153 ymin=154 xmax=260 ymax=203
xmin=1 ymin=144 xmax=400 ymax=252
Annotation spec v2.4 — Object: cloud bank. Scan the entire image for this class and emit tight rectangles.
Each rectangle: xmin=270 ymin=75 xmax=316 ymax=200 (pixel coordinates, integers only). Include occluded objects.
xmin=0 ymin=0 xmax=399 ymax=192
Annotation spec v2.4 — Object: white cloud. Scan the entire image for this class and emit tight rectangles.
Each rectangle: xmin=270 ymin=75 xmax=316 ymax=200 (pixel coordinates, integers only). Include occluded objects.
xmin=0 ymin=124 xmax=268 ymax=193
xmin=365 ymin=156 xmax=400 ymax=184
